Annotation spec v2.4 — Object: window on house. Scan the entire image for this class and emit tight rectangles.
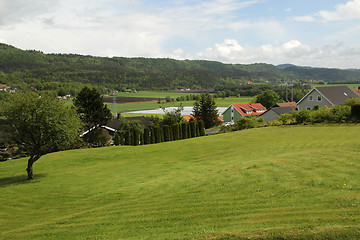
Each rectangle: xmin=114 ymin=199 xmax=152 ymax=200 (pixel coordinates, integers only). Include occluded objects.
xmin=309 ymin=96 xmax=313 ymax=101
xmin=306 ymin=107 xmax=311 ymax=110
xmin=317 ymin=96 xmax=322 ymax=101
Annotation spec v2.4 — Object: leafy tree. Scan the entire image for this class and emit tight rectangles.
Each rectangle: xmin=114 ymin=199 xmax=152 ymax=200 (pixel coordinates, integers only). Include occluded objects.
xmin=256 ymin=90 xmax=280 ymax=108
xmin=192 ymin=93 xmax=219 ymax=129
xmin=73 ymin=86 xmax=112 ymax=130
xmin=161 ymin=106 xmax=183 ymax=126
xmin=1 ymin=91 xmax=82 ymax=180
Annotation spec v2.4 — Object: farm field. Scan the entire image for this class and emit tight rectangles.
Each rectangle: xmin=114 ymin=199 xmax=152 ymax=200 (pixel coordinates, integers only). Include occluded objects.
xmin=1 ymin=125 xmax=360 ymax=239
xmin=105 ymin=96 xmax=253 ymax=114
xmin=62 ymin=92 xmax=254 ymax=114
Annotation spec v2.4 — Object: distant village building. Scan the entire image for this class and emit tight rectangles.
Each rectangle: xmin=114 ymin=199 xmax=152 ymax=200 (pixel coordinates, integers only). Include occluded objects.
xmin=297 ymin=86 xmax=360 ymax=110
xmin=0 ymin=84 xmax=11 ymax=91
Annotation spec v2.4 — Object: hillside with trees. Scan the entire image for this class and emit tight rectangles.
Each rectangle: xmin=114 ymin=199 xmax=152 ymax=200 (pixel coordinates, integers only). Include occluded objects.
xmin=0 ymin=43 xmax=359 ymax=96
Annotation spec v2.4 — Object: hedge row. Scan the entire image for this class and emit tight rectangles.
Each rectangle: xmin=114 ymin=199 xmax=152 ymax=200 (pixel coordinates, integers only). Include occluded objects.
xmin=114 ymin=120 xmax=205 ymax=146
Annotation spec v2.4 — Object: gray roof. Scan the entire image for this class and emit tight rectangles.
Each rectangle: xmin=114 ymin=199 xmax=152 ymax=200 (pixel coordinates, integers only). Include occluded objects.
xmin=271 ymin=106 xmax=295 ymax=115
xmin=315 ymin=86 xmax=360 ymax=105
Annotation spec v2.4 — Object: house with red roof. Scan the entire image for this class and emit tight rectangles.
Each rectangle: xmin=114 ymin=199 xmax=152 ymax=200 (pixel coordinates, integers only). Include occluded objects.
xmin=183 ymin=115 xmax=224 ymax=123
xmin=222 ymin=103 xmax=266 ymax=123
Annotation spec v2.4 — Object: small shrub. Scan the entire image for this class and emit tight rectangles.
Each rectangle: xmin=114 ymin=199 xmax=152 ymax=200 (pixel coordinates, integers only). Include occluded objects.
xmin=330 ymin=105 xmax=351 ymax=123
xmin=277 ymin=113 xmax=294 ymax=125
xmin=295 ymin=110 xmax=311 ymax=124
xmin=233 ymin=117 xmax=256 ymax=130
xmin=310 ymin=108 xmax=331 ymax=123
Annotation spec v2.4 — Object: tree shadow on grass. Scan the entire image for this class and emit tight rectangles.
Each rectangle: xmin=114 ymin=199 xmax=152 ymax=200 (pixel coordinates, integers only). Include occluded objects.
xmin=0 ymin=174 xmax=47 ymax=187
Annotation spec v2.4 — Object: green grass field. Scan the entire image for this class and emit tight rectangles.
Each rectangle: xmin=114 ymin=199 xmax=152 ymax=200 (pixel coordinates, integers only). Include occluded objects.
xmin=1 ymin=125 xmax=360 ymax=239
xmin=105 ymin=96 xmax=253 ymax=114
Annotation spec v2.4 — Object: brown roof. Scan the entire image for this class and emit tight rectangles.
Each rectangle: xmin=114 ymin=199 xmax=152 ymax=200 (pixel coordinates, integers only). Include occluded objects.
xmin=274 ymin=102 xmax=296 ymax=108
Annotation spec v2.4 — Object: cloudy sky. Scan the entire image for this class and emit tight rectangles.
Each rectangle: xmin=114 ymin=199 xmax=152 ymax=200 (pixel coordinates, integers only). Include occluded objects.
xmin=0 ymin=0 xmax=359 ymax=68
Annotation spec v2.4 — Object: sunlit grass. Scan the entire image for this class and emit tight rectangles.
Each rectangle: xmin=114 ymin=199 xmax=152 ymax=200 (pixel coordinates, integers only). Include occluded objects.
xmin=1 ymin=125 xmax=360 ymax=239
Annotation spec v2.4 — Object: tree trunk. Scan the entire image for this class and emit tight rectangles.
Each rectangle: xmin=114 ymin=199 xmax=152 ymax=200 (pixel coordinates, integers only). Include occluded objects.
xmin=26 ymin=156 xmax=40 ymax=180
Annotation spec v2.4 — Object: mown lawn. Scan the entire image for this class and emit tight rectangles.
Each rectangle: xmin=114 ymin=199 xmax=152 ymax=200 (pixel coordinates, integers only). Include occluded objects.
xmin=1 ymin=125 xmax=359 ymax=239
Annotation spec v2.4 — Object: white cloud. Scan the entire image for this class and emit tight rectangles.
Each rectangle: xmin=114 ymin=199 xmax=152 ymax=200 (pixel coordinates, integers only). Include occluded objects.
xmin=318 ymin=0 xmax=360 ymax=21
xmin=293 ymin=15 xmax=316 ymax=22
xmin=196 ymin=39 xmax=360 ymax=68
xmin=294 ymin=0 xmax=360 ymax=22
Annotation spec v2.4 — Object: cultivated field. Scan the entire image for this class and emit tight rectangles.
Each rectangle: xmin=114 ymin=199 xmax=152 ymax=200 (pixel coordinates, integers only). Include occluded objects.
xmin=1 ymin=125 xmax=359 ymax=239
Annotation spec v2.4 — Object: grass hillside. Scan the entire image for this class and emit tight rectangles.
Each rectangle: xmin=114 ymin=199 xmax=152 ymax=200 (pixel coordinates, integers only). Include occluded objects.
xmin=1 ymin=125 xmax=360 ymax=239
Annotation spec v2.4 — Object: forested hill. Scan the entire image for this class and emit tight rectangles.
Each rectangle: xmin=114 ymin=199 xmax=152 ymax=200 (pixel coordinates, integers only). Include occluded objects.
xmin=0 ymin=43 xmax=359 ymax=94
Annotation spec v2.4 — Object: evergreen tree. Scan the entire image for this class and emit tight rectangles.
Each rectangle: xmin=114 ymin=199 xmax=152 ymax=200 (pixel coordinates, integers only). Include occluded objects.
xmin=181 ymin=122 xmax=188 ymax=139
xmin=150 ymin=127 xmax=156 ymax=144
xmin=143 ymin=127 xmax=150 ymax=145
xmin=198 ymin=120 xmax=206 ymax=136
xmin=114 ymin=132 xmax=121 ymax=146
xmin=189 ymin=118 xmax=196 ymax=138
xmin=73 ymin=86 xmax=112 ymax=130
xmin=132 ymin=128 xmax=140 ymax=146
xmin=154 ymin=127 xmax=160 ymax=143
xmin=192 ymin=93 xmax=219 ymax=129
xmin=163 ymin=125 xmax=170 ymax=142
xmin=124 ymin=130 xmax=131 ymax=145
xmin=172 ymin=124 xmax=180 ymax=140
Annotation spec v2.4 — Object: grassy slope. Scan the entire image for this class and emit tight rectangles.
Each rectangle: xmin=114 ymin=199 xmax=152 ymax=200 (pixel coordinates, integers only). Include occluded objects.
xmin=1 ymin=125 xmax=359 ymax=239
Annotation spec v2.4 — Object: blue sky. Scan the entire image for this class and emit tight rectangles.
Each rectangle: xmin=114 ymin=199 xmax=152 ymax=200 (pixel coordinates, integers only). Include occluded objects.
xmin=0 ymin=0 xmax=359 ymax=68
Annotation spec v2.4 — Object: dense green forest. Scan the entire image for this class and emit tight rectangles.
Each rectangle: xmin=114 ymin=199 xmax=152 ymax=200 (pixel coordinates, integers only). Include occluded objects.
xmin=0 ymin=43 xmax=359 ymax=96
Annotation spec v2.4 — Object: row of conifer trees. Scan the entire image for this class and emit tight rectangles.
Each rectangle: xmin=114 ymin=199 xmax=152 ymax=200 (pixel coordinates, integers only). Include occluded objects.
xmin=113 ymin=119 xmax=205 ymax=146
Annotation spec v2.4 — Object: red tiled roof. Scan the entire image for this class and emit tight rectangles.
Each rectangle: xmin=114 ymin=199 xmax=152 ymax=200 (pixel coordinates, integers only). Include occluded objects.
xmin=232 ymin=103 xmax=266 ymax=117
xmin=250 ymin=103 xmax=266 ymax=109
xmin=183 ymin=116 xmax=224 ymax=122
